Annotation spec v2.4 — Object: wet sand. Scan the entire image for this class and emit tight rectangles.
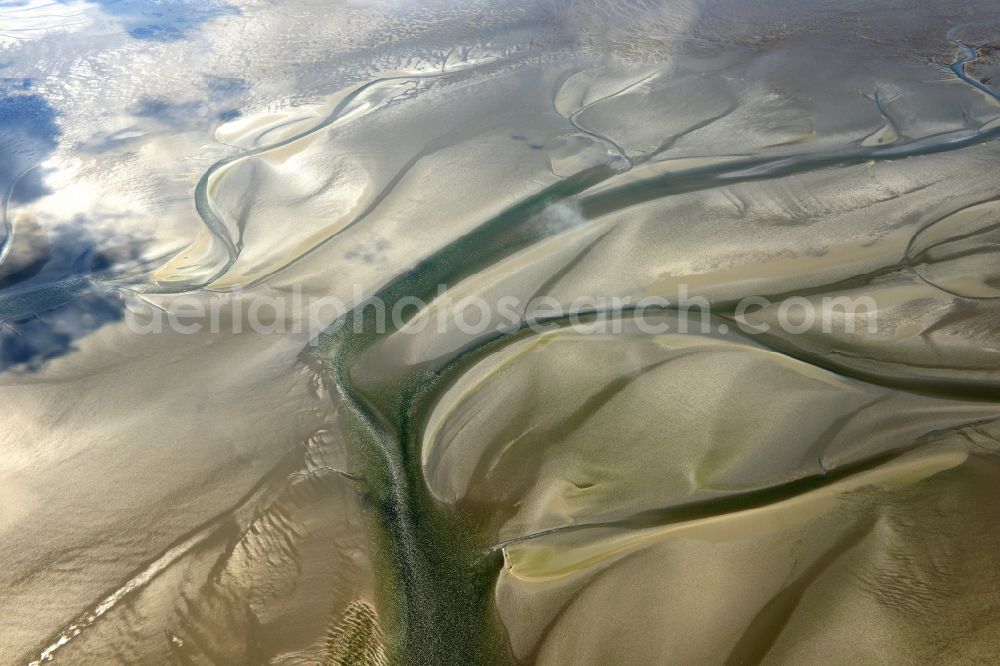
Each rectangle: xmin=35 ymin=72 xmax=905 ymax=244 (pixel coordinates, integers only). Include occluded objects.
xmin=2 ymin=0 xmax=1000 ymax=663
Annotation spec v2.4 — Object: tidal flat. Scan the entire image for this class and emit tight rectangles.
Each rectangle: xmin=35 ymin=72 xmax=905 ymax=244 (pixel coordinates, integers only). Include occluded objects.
xmin=2 ymin=0 xmax=1000 ymax=664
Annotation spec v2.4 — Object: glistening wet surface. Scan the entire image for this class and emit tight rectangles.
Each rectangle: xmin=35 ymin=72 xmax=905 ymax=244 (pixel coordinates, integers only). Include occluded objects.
xmin=2 ymin=1 xmax=1000 ymax=664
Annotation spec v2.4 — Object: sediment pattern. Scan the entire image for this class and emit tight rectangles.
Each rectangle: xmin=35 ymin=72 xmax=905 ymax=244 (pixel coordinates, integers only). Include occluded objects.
xmin=3 ymin=1 xmax=1000 ymax=664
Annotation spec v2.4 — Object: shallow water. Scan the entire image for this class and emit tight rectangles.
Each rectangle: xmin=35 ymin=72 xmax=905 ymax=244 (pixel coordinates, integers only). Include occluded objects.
xmin=2 ymin=0 xmax=1000 ymax=664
